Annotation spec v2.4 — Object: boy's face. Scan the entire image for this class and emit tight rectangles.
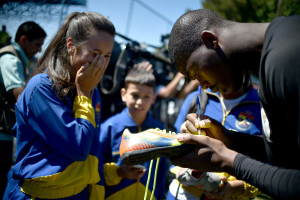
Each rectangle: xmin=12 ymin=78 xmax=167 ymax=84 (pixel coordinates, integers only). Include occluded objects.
xmin=121 ymin=83 xmax=156 ymax=120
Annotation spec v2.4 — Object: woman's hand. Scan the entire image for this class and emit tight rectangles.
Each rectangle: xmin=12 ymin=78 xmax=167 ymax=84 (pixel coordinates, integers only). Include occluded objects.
xmin=75 ymin=54 xmax=108 ymax=98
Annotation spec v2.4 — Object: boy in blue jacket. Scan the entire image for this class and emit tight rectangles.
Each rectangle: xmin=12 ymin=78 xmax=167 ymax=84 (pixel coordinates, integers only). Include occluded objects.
xmin=100 ymin=69 xmax=168 ymax=200
xmin=168 ymin=82 xmax=264 ymax=200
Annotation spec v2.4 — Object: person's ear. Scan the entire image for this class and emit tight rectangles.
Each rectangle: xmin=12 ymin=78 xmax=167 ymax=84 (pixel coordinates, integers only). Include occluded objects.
xmin=201 ymin=31 xmax=218 ymax=49
xmin=120 ymin=88 xmax=126 ymax=102
xmin=19 ymin=35 xmax=27 ymax=43
xmin=18 ymin=35 xmax=29 ymax=48
xmin=67 ymin=37 xmax=75 ymax=55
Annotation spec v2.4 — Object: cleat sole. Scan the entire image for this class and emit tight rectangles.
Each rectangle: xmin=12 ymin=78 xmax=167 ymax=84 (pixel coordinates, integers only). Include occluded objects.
xmin=121 ymin=143 xmax=195 ymax=165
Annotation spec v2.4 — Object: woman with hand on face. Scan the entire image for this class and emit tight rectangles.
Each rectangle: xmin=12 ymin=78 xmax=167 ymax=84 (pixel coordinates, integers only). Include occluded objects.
xmin=3 ymin=12 xmax=115 ymax=200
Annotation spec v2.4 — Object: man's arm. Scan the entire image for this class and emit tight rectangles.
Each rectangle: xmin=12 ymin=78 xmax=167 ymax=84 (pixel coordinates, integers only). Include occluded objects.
xmin=228 ymin=130 xmax=268 ymax=162
xmin=234 ymin=154 xmax=300 ymax=199
xmin=12 ymin=87 xmax=24 ymax=100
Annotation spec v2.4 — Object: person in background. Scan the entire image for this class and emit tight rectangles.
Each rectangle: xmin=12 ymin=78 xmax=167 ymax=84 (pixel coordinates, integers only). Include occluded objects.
xmin=158 ymin=71 xmax=199 ymax=100
xmin=136 ymin=61 xmax=199 ymax=99
xmin=0 ymin=25 xmax=11 ymax=48
xmin=0 ymin=21 xmax=46 ymax=100
xmin=100 ymin=69 xmax=168 ymax=200
xmin=0 ymin=21 xmax=46 ymax=198
xmin=168 ymin=8 xmax=300 ymax=199
xmin=3 ymin=12 xmax=115 ymax=199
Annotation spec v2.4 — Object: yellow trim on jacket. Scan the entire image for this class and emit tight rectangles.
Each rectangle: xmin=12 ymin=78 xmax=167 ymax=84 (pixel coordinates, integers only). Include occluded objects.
xmin=21 ymin=155 xmax=100 ymax=199
xmin=106 ymin=181 xmax=156 ymax=200
xmin=88 ymin=184 xmax=105 ymax=200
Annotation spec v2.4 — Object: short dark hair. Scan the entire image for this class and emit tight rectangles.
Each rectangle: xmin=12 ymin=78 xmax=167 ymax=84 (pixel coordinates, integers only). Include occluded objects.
xmin=168 ymin=9 xmax=228 ymax=71
xmin=15 ymin=21 xmax=46 ymax=42
xmin=124 ymin=69 xmax=156 ymax=90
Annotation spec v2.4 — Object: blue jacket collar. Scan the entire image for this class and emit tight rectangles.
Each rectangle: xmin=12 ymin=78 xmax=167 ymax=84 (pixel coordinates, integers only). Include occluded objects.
xmin=199 ymin=86 xmax=260 ymax=103
xmin=119 ymin=107 xmax=154 ymax=128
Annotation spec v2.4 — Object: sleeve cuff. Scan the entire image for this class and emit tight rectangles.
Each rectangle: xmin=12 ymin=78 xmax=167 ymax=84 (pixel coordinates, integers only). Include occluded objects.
xmin=103 ymin=162 xmax=123 ymax=186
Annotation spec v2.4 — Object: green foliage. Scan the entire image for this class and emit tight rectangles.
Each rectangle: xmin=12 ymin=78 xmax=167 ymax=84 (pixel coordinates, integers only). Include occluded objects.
xmin=280 ymin=0 xmax=300 ymax=16
xmin=201 ymin=0 xmax=300 ymax=22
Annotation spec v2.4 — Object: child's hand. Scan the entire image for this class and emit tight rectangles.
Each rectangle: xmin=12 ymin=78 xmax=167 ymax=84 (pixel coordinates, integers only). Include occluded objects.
xmin=75 ymin=54 xmax=108 ymax=98
xmin=117 ymin=165 xmax=146 ymax=180
xmin=204 ymin=179 xmax=244 ymax=200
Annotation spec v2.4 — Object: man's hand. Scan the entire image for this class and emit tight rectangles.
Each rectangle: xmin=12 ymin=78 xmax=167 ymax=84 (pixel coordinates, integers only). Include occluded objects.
xmin=185 ymin=113 xmax=232 ymax=146
xmin=170 ymin=133 xmax=237 ymax=175
xmin=132 ymin=61 xmax=153 ymax=73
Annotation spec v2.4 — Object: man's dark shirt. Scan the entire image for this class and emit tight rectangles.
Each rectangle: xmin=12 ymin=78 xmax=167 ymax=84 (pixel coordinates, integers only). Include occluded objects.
xmin=234 ymin=15 xmax=300 ymax=199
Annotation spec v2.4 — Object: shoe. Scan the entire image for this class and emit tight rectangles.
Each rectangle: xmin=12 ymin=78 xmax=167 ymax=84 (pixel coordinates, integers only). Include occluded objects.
xmin=177 ymin=168 xmax=223 ymax=192
xmin=120 ymin=128 xmax=195 ymax=165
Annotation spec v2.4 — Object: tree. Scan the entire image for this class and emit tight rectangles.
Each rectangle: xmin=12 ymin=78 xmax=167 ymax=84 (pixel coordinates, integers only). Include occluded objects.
xmin=201 ymin=0 xmax=300 ymax=22
xmin=280 ymin=0 xmax=300 ymax=16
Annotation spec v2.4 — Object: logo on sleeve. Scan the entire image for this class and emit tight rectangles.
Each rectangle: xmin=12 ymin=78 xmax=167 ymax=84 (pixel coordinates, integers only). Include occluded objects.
xmin=95 ymin=102 xmax=101 ymax=127
xmin=235 ymin=111 xmax=254 ymax=131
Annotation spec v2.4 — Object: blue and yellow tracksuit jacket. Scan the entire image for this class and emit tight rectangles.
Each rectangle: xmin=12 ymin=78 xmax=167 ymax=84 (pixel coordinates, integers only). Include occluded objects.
xmin=100 ymin=107 xmax=168 ymax=200
xmin=175 ymin=86 xmax=262 ymax=136
xmin=4 ymin=73 xmax=105 ymax=200
xmin=170 ymin=86 xmax=262 ymax=199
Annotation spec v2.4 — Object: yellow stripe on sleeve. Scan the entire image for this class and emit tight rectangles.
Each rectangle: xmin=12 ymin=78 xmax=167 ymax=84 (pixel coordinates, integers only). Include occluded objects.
xmin=73 ymin=96 xmax=95 ymax=127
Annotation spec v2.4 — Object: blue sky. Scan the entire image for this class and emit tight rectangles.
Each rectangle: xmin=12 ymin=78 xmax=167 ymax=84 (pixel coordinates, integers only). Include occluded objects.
xmin=1 ymin=0 xmax=202 ymax=54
